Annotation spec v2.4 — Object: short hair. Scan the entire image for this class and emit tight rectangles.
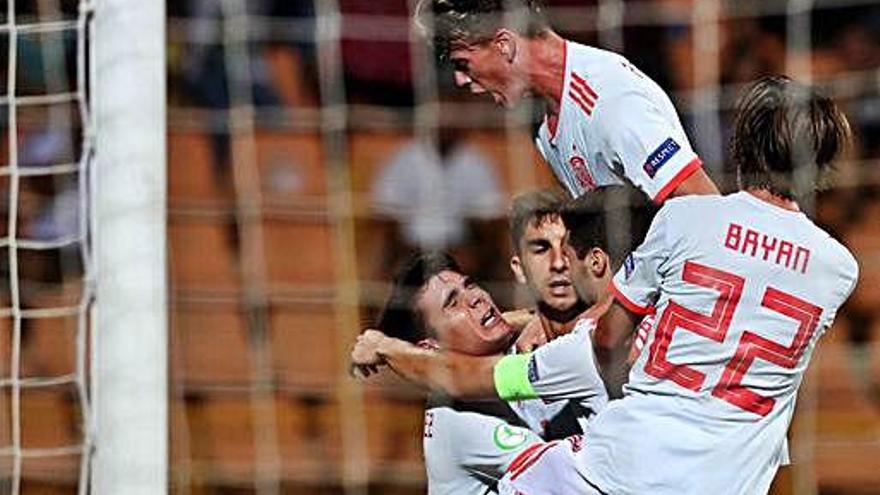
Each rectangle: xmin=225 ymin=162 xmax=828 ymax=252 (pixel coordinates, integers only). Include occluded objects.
xmin=732 ymin=75 xmax=852 ymax=200
xmin=376 ymin=252 xmax=461 ymax=344
xmin=559 ymin=187 xmax=654 ymax=269
xmin=508 ymin=189 xmax=566 ymax=253
xmin=414 ymin=0 xmax=551 ymax=63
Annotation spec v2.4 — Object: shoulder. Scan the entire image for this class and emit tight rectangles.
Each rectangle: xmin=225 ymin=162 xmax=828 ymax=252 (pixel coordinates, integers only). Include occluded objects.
xmin=810 ymin=225 xmax=860 ymax=285
xmin=658 ymin=193 xmax=724 ymax=216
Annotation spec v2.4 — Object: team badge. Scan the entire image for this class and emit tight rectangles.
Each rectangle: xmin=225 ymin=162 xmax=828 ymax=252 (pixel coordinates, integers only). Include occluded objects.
xmin=569 ymin=145 xmax=596 ymax=189
xmin=643 ymin=137 xmax=681 ymax=178
xmin=493 ymin=424 xmax=529 ymax=451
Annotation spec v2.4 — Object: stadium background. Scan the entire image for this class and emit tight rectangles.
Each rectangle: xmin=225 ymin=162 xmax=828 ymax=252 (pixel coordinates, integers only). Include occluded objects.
xmin=3 ymin=0 xmax=880 ymax=493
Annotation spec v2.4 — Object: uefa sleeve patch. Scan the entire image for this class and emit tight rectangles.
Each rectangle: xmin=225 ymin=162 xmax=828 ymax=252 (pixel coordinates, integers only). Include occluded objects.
xmin=643 ymin=138 xmax=681 ymax=178
xmin=623 ymin=253 xmax=636 ymax=279
xmin=527 ymin=356 xmax=540 ymax=383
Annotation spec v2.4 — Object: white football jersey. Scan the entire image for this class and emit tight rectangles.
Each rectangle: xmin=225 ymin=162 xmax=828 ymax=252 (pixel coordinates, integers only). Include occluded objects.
xmin=577 ymin=191 xmax=858 ymax=494
xmin=504 ymin=337 xmax=598 ymax=440
xmin=493 ymin=318 xmax=608 ymax=434
xmin=423 ymin=406 xmax=543 ymax=495
xmin=535 ymin=41 xmax=702 ymax=203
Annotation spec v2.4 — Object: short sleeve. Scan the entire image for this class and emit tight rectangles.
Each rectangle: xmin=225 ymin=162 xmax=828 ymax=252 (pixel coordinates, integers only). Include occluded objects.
xmin=599 ymin=90 xmax=702 ymax=204
xmin=495 ymin=319 xmax=606 ymax=405
xmin=611 ymin=204 xmax=672 ymax=313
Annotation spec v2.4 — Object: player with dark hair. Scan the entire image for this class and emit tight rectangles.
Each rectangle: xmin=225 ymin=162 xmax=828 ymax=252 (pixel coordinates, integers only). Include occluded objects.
xmin=505 ymin=76 xmax=858 ymax=494
xmin=507 ymin=189 xmax=586 ymax=347
xmin=354 ymin=76 xmax=858 ymax=494
xmin=352 ymin=187 xmax=635 ymax=407
xmin=415 ymin=0 xmax=719 ymax=204
xmin=360 ymin=251 xmax=600 ymax=494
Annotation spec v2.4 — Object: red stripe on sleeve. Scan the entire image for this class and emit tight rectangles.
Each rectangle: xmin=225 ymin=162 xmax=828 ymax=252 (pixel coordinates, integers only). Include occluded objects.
xmin=609 ymin=280 xmax=655 ymax=316
xmin=652 ymin=157 xmax=703 ymax=205
xmin=509 ymin=443 xmax=558 ymax=481
xmin=570 ymin=72 xmax=599 ymax=100
xmin=568 ymin=89 xmax=593 ymax=116
xmin=569 ymin=82 xmax=596 ymax=109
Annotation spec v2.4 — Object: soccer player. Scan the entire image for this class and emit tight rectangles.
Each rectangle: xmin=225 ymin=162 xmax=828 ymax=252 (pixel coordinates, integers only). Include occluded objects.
xmin=351 ymin=188 xmax=633 ymax=410
xmin=506 ymin=189 xmax=603 ymax=438
xmin=415 ymin=0 xmax=719 ymax=204
xmin=502 ymin=76 xmax=859 ymax=494
xmin=356 ymin=76 xmax=857 ymax=495
xmin=360 ymin=251 xmax=599 ymax=494
xmin=508 ymin=189 xmax=586 ymax=346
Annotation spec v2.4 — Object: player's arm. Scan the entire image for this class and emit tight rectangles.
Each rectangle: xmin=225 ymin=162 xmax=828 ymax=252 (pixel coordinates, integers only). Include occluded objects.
xmin=352 ymin=323 xmax=606 ymax=404
xmin=594 ymin=298 xmax=644 ymax=397
xmin=351 ymin=329 xmax=501 ymax=399
xmin=595 ymin=203 xmax=674 ymax=393
xmin=502 ymin=308 xmax=536 ymax=331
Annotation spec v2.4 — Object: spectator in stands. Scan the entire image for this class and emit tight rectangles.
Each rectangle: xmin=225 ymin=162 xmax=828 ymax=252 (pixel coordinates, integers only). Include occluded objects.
xmin=182 ymin=0 xmax=280 ymax=179
xmin=371 ymin=125 xmax=505 ymax=279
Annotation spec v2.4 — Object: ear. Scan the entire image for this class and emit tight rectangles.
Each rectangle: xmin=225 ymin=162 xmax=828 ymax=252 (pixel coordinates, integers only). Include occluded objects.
xmin=510 ymin=255 xmax=528 ymax=284
xmin=493 ymin=29 xmax=517 ymax=63
xmin=588 ymin=247 xmax=608 ymax=277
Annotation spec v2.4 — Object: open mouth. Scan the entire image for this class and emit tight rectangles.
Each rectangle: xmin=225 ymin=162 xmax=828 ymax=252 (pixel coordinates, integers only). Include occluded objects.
xmin=481 ymin=307 xmax=500 ymax=327
xmin=548 ymin=279 xmax=573 ymax=296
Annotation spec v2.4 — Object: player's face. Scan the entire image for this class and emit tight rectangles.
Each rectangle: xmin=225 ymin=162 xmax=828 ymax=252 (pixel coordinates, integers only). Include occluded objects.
xmin=564 ymin=242 xmax=608 ymax=308
xmin=512 ymin=216 xmax=580 ymax=312
xmin=449 ymin=42 xmax=527 ymax=109
xmin=415 ymin=270 xmax=515 ymax=356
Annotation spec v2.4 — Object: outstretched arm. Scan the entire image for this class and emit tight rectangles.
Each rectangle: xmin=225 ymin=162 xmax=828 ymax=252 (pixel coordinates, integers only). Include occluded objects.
xmin=351 ymin=330 xmax=501 ymax=400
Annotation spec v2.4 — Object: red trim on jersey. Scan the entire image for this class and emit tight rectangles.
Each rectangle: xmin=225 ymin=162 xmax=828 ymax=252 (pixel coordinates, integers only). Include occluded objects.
xmin=507 ymin=443 xmax=544 ymax=475
xmin=610 ymin=280 xmax=655 ymax=316
xmin=508 ymin=442 xmax=558 ymax=481
xmin=652 ymin=157 xmax=703 ymax=205
xmin=570 ymin=72 xmax=599 ymax=100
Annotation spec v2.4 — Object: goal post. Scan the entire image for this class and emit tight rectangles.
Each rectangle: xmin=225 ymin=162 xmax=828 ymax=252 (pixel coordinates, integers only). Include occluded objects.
xmin=91 ymin=0 xmax=167 ymax=493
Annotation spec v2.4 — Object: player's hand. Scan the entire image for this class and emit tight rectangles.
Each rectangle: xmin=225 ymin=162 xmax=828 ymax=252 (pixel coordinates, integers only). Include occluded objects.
xmin=515 ymin=316 xmax=547 ymax=352
xmin=350 ymin=329 xmax=387 ymax=379
xmin=502 ymin=308 xmax=536 ymax=331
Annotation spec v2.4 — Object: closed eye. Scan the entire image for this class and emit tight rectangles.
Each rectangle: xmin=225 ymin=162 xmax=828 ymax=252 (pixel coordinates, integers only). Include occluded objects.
xmin=443 ymin=288 xmax=458 ymax=309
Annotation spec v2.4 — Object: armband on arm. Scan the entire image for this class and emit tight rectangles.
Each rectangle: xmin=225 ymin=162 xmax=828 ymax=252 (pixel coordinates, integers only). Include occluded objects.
xmin=493 ymin=354 xmax=538 ymax=401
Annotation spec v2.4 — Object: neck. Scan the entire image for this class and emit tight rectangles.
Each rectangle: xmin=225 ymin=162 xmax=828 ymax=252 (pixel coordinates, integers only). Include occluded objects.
xmin=524 ymin=32 xmax=567 ymax=116
xmin=745 ymin=188 xmax=800 ymax=212
xmin=582 ymin=294 xmax=614 ymax=321
xmin=536 ymin=299 xmax=588 ymax=338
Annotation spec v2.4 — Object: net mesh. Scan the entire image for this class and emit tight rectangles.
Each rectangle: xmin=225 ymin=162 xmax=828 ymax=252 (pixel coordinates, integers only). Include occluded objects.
xmin=164 ymin=1 xmax=880 ymax=494
xmin=1 ymin=0 xmax=95 ymax=493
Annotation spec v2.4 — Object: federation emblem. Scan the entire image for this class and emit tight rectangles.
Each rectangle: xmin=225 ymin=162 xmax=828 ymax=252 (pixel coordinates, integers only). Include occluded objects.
xmin=569 ymin=147 xmax=596 ymax=190
xmin=493 ymin=424 xmax=529 ymax=451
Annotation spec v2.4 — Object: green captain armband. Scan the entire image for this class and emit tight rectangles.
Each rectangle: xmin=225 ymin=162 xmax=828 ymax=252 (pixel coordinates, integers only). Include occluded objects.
xmin=493 ymin=354 xmax=538 ymax=401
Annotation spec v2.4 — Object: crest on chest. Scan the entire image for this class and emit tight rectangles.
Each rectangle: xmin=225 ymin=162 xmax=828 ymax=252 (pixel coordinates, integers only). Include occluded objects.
xmin=568 ymin=143 xmax=596 ymax=190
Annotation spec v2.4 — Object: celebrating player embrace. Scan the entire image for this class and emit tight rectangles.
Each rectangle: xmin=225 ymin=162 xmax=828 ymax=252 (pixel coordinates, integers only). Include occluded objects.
xmin=352 ymin=76 xmax=858 ymax=494
xmin=416 ymin=0 xmax=719 ymax=203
